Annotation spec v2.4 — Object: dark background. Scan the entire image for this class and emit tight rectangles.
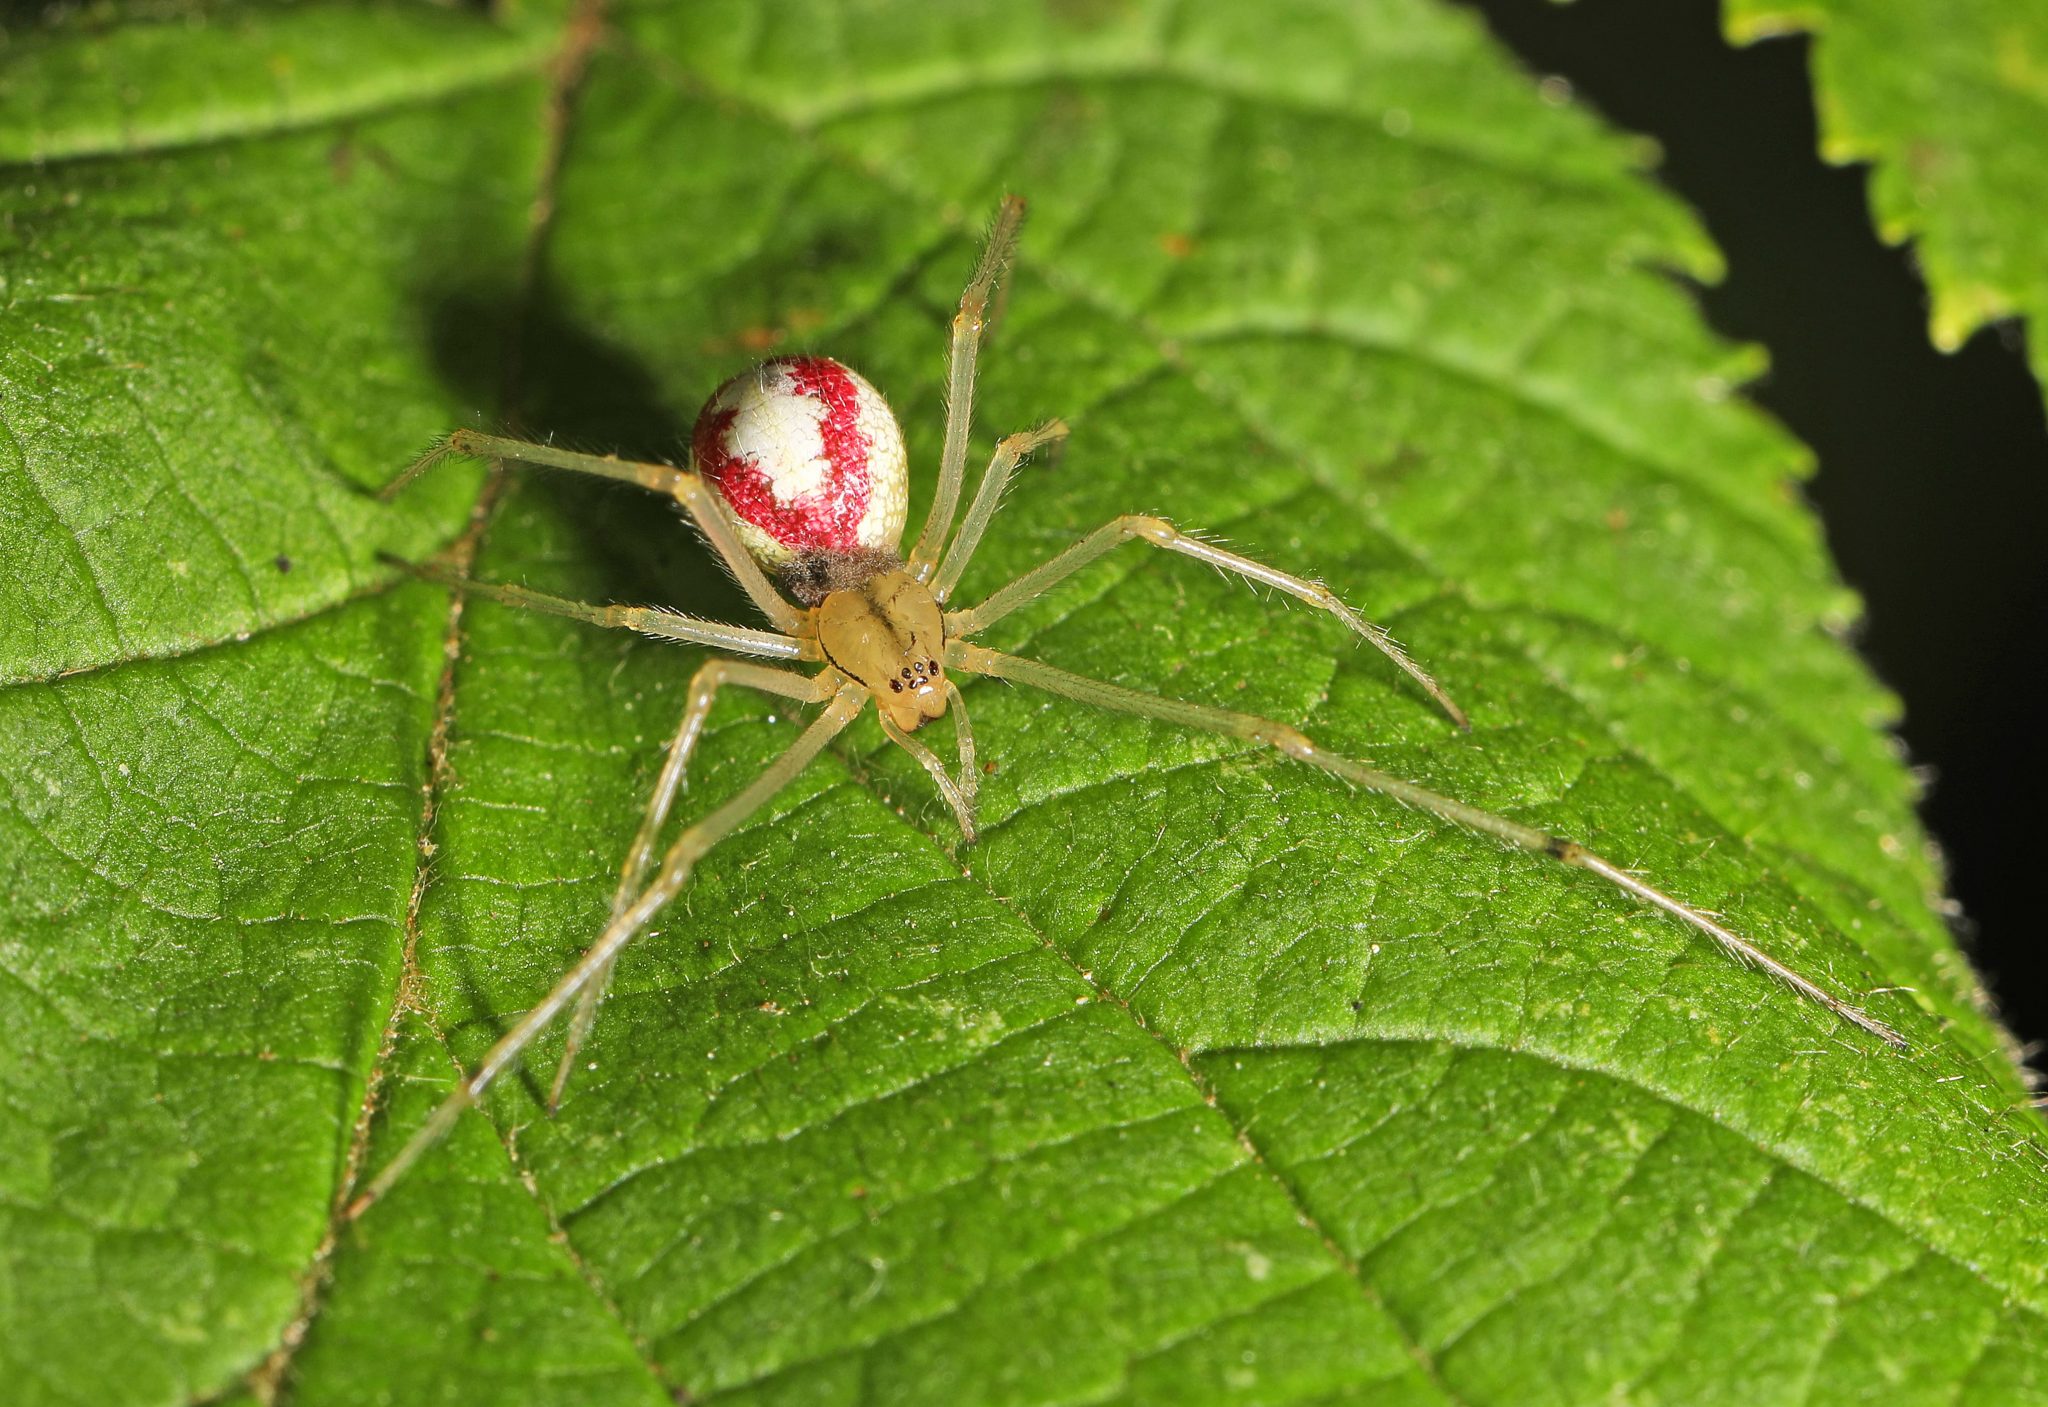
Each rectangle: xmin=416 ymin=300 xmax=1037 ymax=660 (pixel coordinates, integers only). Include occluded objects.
xmin=1461 ymin=0 xmax=2048 ymax=1063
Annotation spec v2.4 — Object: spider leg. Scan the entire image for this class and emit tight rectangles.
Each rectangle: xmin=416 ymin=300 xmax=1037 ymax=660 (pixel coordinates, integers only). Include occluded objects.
xmin=946 ymin=679 xmax=979 ymax=825
xmin=547 ymin=661 xmax=843 ymax=1114
xmin=930 ymin=420 xmax=1070 ymax=602
xmin=382 ymin=429 xmax=804 ymax=634
xmin=383 ymin=554 xmax=811 ymax=660
xmin=947 ymin=515 xmax=1470 ymax=730
xmin=348 ymin=686 xmax=868 ymax=1218
xmin=908 ymin=196 xmax=1028 ymax=577
xmin=876 ymin=678 xmax=981 ymax=840
xmin=946 ymin=641 xmax=1907 ymax=1050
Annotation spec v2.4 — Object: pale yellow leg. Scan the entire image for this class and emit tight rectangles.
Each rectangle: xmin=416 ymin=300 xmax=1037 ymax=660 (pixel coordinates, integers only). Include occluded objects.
xmin=946 ymin=641 xmax=1905 ymax=1050
xmin=877 ymin=678 xmax=980 ymax=841
xmin=947 ymin=514 xmax=1469 ymax=730
xmin=382 ymin=429 xmax=804 ymax=634
xmin=349 ymin=687 xmax=868 ymax=1218
xmin=909 ymin=197 xmax=1028 ymax=577
xmin=546 ymin=661 xmax=842 ymax=1114
xmin=385 ymin=556 xmax=810 ymax=660
xmin=930 ymin=420 xmax=1070 ymax=603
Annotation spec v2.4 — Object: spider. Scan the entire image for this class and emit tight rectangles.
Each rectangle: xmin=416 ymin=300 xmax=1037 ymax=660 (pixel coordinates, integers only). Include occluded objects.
xmin=353 ymin=197 xmax=1903 ymax=1216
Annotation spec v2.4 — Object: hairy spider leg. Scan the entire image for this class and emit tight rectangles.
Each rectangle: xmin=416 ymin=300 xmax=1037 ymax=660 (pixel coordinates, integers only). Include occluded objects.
xmin=350 ymin=687 xmax=868 ymax=1218
xmin=546 ymin=660 xmax=844 ymax=1114
xmin=383 ymin=429 xmax=805 ymax=634
xmin=944 ymin=514 xmax=1470 ymax=731
xmin=945 ymin=639 xmax=1907 ymax=1050
xmin=373 ymin=558 xmax=844 ymax=1110
xmin=908 ymin=196 xmax=1028 ymax=576
xmin=930 ymin=420 xmax=1071 ymax=603
xmin=877 ymin=677 xmax=981 ymax=840
xmin=382 ymin=556 xmax=809 ymax=660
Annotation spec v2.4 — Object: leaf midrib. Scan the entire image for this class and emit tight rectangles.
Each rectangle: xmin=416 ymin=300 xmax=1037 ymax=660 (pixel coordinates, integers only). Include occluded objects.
xmin=247 ymin=6 xmax=673 ymax=1404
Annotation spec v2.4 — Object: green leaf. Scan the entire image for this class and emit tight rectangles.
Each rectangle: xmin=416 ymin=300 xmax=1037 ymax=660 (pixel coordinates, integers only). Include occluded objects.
xmin=1723 ymin=0 xmax=2048 ymax=406
xmin=3 ymin=2 xmax=2044 ymax=1404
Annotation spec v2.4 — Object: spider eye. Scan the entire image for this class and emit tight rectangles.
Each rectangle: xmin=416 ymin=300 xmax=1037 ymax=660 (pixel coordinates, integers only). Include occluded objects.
xmin=888 ymin=679 xmax=903 ymax=693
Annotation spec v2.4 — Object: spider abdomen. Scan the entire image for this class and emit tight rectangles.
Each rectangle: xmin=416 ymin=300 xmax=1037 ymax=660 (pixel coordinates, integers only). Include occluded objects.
xmin=692 ymin=356 xmax=909 ymax=568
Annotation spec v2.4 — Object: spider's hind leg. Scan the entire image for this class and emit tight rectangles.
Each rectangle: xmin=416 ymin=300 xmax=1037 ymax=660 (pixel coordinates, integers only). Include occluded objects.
xmin=349 ymin=687 xmax=867 ymax=1219
xmin=380 ymin=554 xmax=809 ymax=659
xmin=930 ymin=420 xmax=1070 ymax=602
xmin=547 ymin=661 xmax=842 ymax=1114
xmin=379 ymin=429 xmax=805 ymax=633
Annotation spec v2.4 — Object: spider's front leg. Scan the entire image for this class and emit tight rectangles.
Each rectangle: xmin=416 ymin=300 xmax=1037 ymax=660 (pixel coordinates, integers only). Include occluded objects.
xmin=945 ymin=640 xmax=1907 ymax=1050
xmin=946 ymin=514 xmax=1470 ymax=730
xmin=348 ymin=686 xmax=869 ymax=1219
xmin=877 ymin=678 xmax=981 ymax=841
xmin=907 ymin=196 xmax=1028 ymax=575
xmin=547 ymin=660 xmax=844 ymax=1114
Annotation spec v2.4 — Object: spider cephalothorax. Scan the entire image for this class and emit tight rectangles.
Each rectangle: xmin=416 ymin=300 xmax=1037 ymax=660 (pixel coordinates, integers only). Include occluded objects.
xmin=359 ymin=196 xmax=1906 ymax=1216
xmin=812 ymin=568 xmax=948 ymax=731
xmin=692 ymin=355 xmax=949 ymax=731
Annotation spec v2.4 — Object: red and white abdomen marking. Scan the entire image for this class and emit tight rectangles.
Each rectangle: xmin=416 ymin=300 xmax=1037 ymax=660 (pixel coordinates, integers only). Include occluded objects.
xmin=691 ymin=356 xmax=909 ymax=568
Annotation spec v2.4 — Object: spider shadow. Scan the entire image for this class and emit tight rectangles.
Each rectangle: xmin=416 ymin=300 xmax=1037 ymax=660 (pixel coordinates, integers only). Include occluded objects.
xmin=418 ymin=280 xmax=778 ymax=1104
xmin=421 ymin=278 xmax=758 ymax=623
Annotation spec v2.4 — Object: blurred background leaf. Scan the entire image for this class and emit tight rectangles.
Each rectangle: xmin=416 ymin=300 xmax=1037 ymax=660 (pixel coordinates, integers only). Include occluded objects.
xmin=1723 ymin=0 xmax=2048 ymax=404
